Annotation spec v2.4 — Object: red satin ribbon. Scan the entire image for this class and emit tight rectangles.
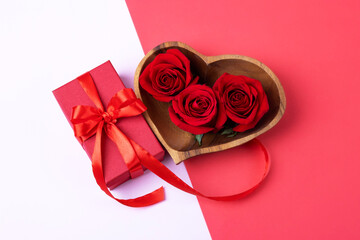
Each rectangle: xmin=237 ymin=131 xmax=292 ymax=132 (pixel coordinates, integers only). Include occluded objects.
xmin=71 ymin=72 xmax=271 ymax=207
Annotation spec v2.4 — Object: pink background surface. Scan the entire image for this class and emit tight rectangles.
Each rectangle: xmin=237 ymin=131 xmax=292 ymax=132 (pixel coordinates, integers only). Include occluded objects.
xmin=127 ymin=0 xmax=360 ymax=239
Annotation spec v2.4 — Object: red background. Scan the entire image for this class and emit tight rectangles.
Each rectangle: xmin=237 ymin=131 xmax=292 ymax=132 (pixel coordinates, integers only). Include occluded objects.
xmin=126 ymin=0 xmax=360 ymax=239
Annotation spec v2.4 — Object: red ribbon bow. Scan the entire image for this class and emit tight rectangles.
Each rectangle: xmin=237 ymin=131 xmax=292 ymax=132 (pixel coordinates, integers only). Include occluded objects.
xmin=71 ymin=72 xmax=271 ymax=207
xmin=71 ymin=73 xmax=164 ymax=206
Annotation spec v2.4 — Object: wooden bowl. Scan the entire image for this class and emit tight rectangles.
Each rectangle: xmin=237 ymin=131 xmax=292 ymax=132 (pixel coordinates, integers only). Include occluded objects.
xmin=134 ymin=41 xmax=286 ymax=164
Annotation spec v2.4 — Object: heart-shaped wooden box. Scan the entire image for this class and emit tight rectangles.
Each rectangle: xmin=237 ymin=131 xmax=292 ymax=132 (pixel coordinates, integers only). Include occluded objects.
xmin=134 ymin=42 xmax=286 ymax=164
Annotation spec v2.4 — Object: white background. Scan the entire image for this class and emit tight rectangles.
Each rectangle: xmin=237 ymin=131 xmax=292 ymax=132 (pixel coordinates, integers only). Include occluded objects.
xmin=0 ymin=1 xmax=211 ymax=239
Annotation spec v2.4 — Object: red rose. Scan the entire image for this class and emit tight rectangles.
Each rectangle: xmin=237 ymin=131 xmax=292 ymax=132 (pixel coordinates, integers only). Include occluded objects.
xmin=139 ymin=49 xmax=198 ymax=102
xmin=213 ymin=73 xmax=269 ymax=132
xmin=168 ymin=84 xmax=227 ymax=135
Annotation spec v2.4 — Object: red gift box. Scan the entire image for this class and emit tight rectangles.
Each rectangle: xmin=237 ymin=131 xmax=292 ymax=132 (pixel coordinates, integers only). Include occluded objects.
xmin=53 ymin=61 xmax=165 ymax=189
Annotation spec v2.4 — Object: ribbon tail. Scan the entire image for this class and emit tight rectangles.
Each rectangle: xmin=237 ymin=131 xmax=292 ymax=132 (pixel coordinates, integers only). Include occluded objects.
xmin=77 ymin=73 xmax=104 ymax=111
xmin=132 ymin=138 xmax=270 ymax=201
xmin=105 ymin=123 xmax=144 ymax=178
xmin=90 ymin=121 xmax=165 ymax=207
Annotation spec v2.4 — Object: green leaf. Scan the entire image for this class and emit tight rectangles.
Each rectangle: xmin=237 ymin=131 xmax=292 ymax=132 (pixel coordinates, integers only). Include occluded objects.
xmin=227 ymin=132 xmax=238 ymax=138
xmin=195 ymin=134 xmax=204 ymax=146
xmin=221 ymin=128 xmax=234 ymax=135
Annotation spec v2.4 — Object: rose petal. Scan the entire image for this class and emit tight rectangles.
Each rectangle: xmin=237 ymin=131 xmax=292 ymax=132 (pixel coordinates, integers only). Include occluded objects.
xmin=139 ymin=66 xmax=165 ymax=98
xmin=166 ymin=49 xmax=192 ymax=85
xmin=213 ymin=73 xmax=269 ymax=132
xmin=152 ymin=52 xmax=186 ymax=71
xmin=214 ymin=98 xmax=227 ymax=131
xmin=150 ymin=63 xmax=180 ymax=81
xmin=170 ymin=85 xmax=218 ymax=128
xmin=168 ymin=106 xmax=214 ymax=134
xmin=227 ymin=101 xmax=259 ymax=125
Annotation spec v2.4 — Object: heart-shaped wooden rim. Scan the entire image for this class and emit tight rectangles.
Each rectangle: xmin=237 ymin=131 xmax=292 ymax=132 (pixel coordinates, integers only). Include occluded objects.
xmin=134 ymin=41 xmax=286 ymax=164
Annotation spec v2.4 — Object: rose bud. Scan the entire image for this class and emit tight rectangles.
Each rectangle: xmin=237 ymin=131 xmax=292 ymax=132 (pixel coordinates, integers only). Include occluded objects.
xmin=213 ymin=73 xmax=269 ymax=132
xmin=139 ymin=49 xmax=198 ymax=102
xmin=168 ymin=84 xmax=227 ymax=135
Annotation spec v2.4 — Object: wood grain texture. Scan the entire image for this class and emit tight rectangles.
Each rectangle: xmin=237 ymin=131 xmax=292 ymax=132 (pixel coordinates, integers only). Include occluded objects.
xmin=134 ymin=41 xmax=286 ymax=164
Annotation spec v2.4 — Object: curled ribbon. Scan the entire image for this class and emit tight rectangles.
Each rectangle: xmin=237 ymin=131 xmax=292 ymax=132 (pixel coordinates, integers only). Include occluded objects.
xmin=71 ymin=72 xmax=270 ymax=207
